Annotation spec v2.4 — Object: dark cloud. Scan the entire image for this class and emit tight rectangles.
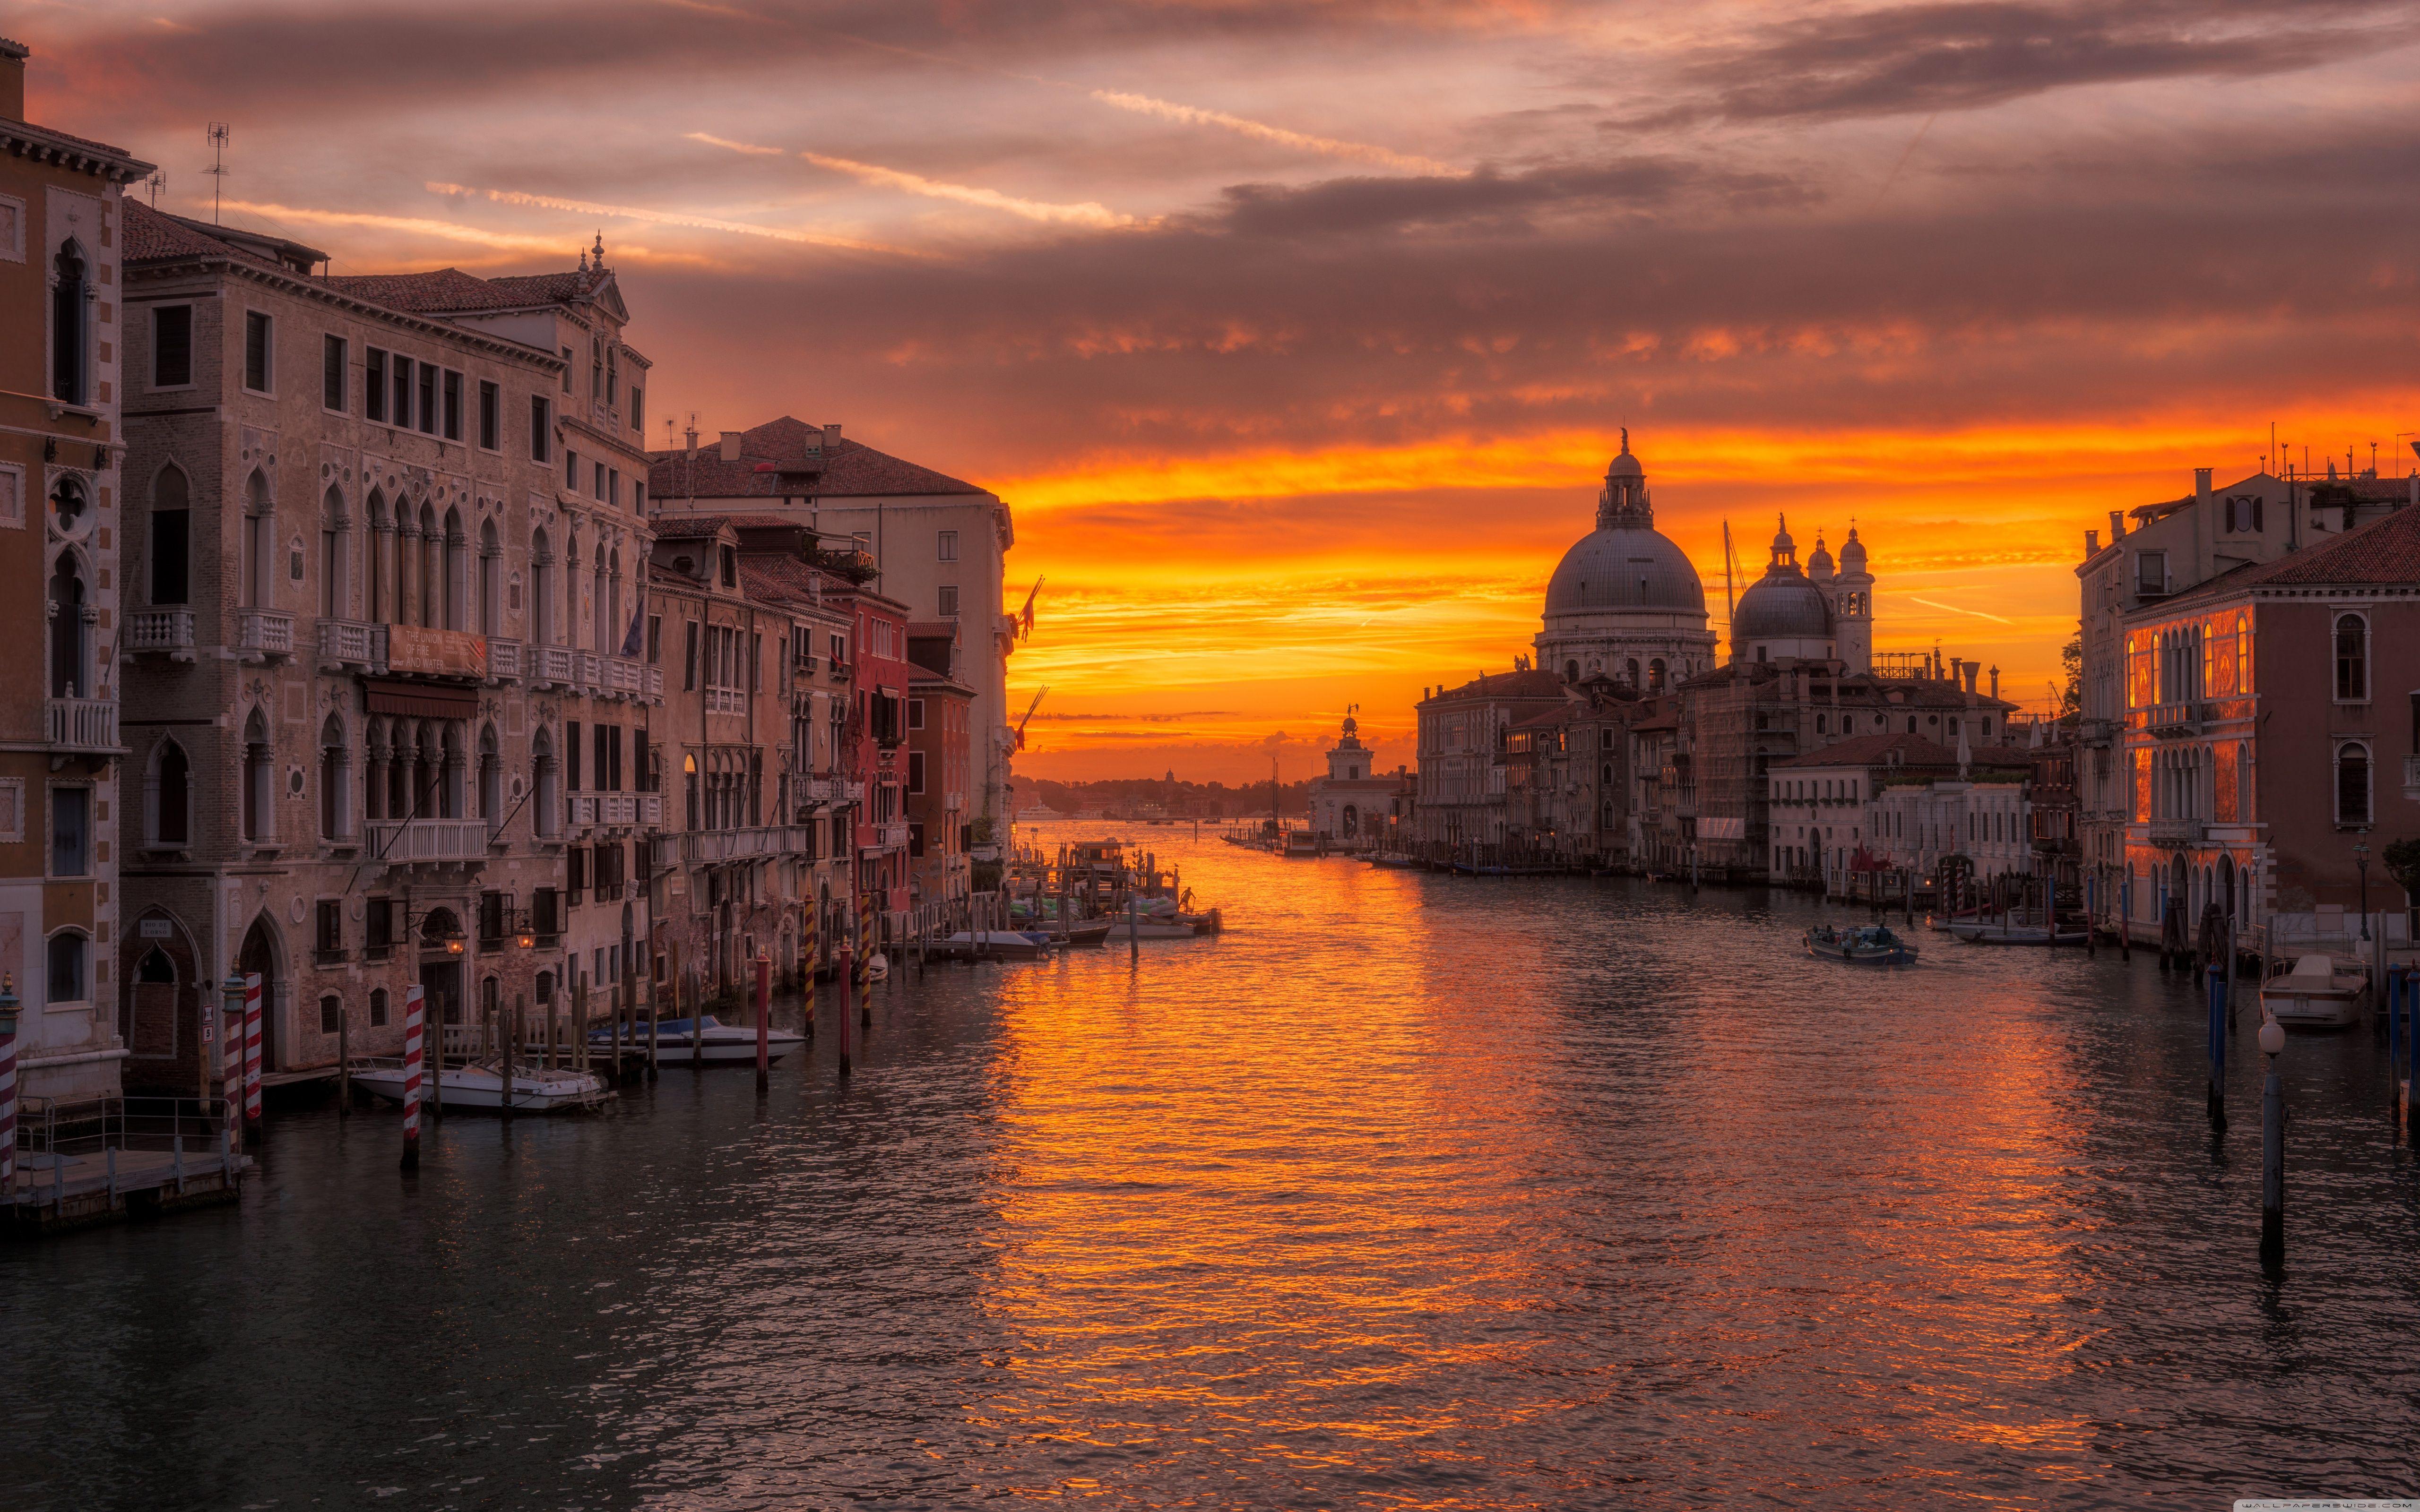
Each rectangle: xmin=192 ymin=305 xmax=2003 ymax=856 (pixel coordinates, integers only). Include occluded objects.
xmin=1215 ymin=158 xmax=1806 ymax=236
xmin=1662 ymin=0 xmax=2418 ymax=125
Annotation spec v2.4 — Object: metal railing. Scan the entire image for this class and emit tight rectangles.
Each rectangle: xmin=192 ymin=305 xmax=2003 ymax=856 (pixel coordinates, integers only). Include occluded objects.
xmin=7 ymin=1095 xmax=239 ymax=1207
xmin=46 ymin=695 xmax=118 ymax=751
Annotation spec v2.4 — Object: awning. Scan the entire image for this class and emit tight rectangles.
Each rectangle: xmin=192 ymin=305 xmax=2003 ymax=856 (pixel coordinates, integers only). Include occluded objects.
xmin=363 ymin=679 xmax=478 ymax=721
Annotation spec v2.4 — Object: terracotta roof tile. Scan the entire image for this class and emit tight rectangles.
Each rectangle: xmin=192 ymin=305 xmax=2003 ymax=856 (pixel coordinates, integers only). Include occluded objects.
xmin=327 ymin=266 xmax=605 ymax=314
xmin=648 ymin=416 xmax=990 ymax=502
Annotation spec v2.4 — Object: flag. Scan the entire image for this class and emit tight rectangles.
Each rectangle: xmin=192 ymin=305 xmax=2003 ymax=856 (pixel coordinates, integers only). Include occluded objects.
xmin=620 ymin=601 xmax=645 ymax=658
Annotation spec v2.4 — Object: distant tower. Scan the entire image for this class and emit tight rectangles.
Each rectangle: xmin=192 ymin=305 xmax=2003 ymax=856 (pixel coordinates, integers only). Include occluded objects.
xmin=1326 ymin=706 xmax=1368 ymax=782
xmin=1834 ymin=524 xmax=1874 ymax=673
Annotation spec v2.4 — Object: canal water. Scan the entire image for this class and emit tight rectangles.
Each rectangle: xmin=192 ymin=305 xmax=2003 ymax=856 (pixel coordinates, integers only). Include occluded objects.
xmin=9 ymin=825 xmax=2420 ymax=1510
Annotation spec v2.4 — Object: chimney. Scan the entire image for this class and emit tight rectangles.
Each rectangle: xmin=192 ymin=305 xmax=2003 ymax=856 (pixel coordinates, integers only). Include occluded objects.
xmin=822 ymin=423 xmax=842 ymax=449
xmin=1946 ymin=656 xmax=1962 ymax=686
xmin=0 ymin=38 xmax=26 ymax=123
xmin=717 ymin=431 xmax=742 ymax=463
xmin=2109 ymin=509 xmax=2126 ymax=540
xmin=1962 ymin=662 xmax=1979 ymax=695
xmin=1988 ymin=664 xmax=2000 ymax=700
xmin=2195 ymin=467 xmax=2213 ymax=509
xmin=2085 ymin=528 xmax=2100 ymax=556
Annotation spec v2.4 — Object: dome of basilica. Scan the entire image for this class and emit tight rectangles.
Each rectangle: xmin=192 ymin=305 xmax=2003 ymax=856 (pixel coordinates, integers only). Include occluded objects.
xmin=1543 ymin=527 xmax=1707 ymax=616
xmin=1731 ymin=573 xmax=1832 ymax=641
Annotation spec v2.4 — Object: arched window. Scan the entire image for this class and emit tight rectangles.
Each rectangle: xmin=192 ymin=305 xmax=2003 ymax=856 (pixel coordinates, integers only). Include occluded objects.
xmin=531 ymin=529 xmax=554 ymax=645
xmin=1564 ymin=659 xmax=1579 ymax=683
xmin=242 ymin=708 xmax=274 ymax=842
xmin=367 ymin=490 xmax=391 ymax=623
xmin=320 ymin=486 xmax=347 ymax=619
xmin=1625 ymin=658 xmax=1640 ymax=688
xmin=2336 ymin=741 xmax=2372 ymax=826
xmin=685 ymin=752 xmax=700 ymax=831
xmin=419 ymin=503 xmax=441 ymax=629
xmin=533 ymin=727 xmax=560 ymax=839
xmin=319 ymin=714 xmax=351 ymax=839
xmin=241 ymin=469 xmax=273 ymax=609
xmin=1647 ymin=659 xmax=1667 ymax=693
xmin=443 ymin=507 xmax=466 ymax=631
xmin=364 ymin=717 xmax=389 ymax=822
xmin=151 ymin=466 xmax=192 ymax=605
xmin=52 ymin=241 xmax=89 ymax=404
xmin=137 ymin=947 xmax=176 ymax=986
xmin=479 ymin=519 xmax=501 ymax=636
xmin=370 ymin=987 xmax=390 ymax=1028
xmin=48 ymin=549 xmax=88 ymax=698
xmin=2334 ymin=613 xmax=2367 ymax=702
xmin=440 ymin=723 xmax=466 ymax=819
xmin=148 ymin=738 xmax=192 ymax=846
xmin=479 ymin=723 xmax=501 ymax=826
xmin=46 ymin=929 xmax=88 ymax=1004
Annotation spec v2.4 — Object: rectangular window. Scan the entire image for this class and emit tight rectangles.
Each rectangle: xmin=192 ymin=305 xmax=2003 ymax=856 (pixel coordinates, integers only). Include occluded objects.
xmin=367 ymin=897 xmax=395 ymax=954
xmin=684 ymin=621 xmax=699 ymax=690
xmin=608 ymin=467 xmax=620 ymax=509
xmin=938 ymin=584 xmax=959 ymax=617
xmin=417 ymin=363 xmax=438 ymax=435
xmin=908 ymin=750 xmax=926 ymax=795
xmin=566 ymin=447 xmax=578 ymax=491
xmin=908 ymin=698 xmax=925 ymax=731
xmin=2135 ymin=550 xmax=2166 ymax=597
xmin=478 ymin=890 xmax=506 ymax=945
xmin=442 ymin=369 xmax=462 ymax=440
xmin=320 ymin=996 xmax=342 ymax=1034
xmin=567 ymin=845 xmax=588 ymax=905
xmin=153 ymin=305 xmax=192 ymax=387
xmin=937 ymin=529 xmax=958 ymax=562
xmin=594 ymin=724 xmax=609 ymax=794
xmin=370 ymin=988 xmax=390 ymax=1028
xmin=568 ymin=720 xmax=583 ymax=791
xmin=594 ymin=461 xmax=606 ymax=501
xmin=50 ymin=785 xmax=90 ymax=877
xmin=560 ymin=347 xmax=573 ymax=393
xmin=608 ymin=726 xmax=623 ymax=791
xmin=244 ymin=310 xmax=272 ymax=393
xmin=633 ymin=481 xmax=645 ymax=514
xmin=322 ymin=335 xmax=347 ymax=411
xmin=151 ymin=507 xmax=190 ymax=604
xmin=752 ymin=635 xmax=762 ymax=691
xmin=631 ymin=386 xmax=644 ymax=434
xmin=530 ymin=396 xmax=551 ymax=462
xmin=646 ymin=615 xmax=661 ymax=664
xmin=316 ymin=899 xmax=344 ymax=958
xmin=478 ymin=380 xmax=500 ymax=451
xmin=391 ymin=353 xmax=413 ymax=430
xmin=365 ymin=346 xmax=388 ymax=421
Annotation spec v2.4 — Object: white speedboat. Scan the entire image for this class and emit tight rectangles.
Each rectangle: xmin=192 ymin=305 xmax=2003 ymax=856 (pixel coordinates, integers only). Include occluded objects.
xmin=2259 ymin=954 xmax=2369 ymax=1030
xmin=594 ymin=1015 xmax=807 ymax=1063
xmin=351 ymin=1058 xmax=611 ymax=1111
xmin=937 ymin=930 xmax=1056 ymax=961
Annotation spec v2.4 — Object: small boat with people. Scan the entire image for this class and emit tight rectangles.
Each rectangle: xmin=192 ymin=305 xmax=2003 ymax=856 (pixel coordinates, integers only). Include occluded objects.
xmin=350 ymin=1057 xmax=612 ymax=1111
xmin=2259 ymin=954 xmax=2369 ymax=1030
xmin=590 ymin=1014 xmax=808 ymax=1063
xmin=1804 ymin=923 xmax=1919 ymax=964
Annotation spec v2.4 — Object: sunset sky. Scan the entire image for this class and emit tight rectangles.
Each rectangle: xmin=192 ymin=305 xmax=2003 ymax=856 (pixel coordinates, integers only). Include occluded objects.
xmin=27 ymin=1 xmax=2420 ymax=782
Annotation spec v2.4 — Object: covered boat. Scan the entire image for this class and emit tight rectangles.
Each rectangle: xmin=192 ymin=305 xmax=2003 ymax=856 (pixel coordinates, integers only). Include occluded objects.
xmin=351 ymin=1058 xmax=611 ymax=1111
xmin=1805 ymin=923 xmax=1919 ymax=965
xmin=592 ymin=1015 xmax=807 ymax=1063
xmin=2259 ymin=954 xmax=2368 ymax=1030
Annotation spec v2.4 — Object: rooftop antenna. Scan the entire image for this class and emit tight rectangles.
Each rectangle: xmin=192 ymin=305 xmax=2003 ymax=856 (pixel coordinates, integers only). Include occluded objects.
xmin=204 ymin=123 xmax=230 ymax=224
xmin=1721 ymin=519 xmax=1739 ymax=634
xmin=141 ymin=170 xmax=166 ymax=208
xmin=683 ymin=412 xmax=699 ymax=512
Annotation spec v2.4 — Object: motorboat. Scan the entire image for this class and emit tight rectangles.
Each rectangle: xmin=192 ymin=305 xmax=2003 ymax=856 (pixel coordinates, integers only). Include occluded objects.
xmin=350 ymin=1058 xmax=612 ymax=1111
xmin=1368 ymin=853 xmax=1423 ymax=869
xmin=1948 ymin=920 xmax=2089 ymax=946
xmin=1281 ymin=831 xmax=1323 ymax=858
xmin=1054 ymin=919 xmax=1115 ymax=948
xmin=2260 ymin=954 xmax=2369 ymax=1030
xmin=938 ymin=930 xmax=1057 ymax=961
xmin=592 ymin=1015 xmax=807 ymax=1063
xmin=1805 ymin=923 xmax=1919 ymax=965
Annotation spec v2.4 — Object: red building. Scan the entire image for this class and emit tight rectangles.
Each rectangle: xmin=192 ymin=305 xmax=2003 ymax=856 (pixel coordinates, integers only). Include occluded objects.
xmin=2118 ymin=500 xmax=2420 ymax=948
xmin=905 ymin=621 xmax=975 ymax=922
xmin=830 ymin=581 xmax=914 ymax=934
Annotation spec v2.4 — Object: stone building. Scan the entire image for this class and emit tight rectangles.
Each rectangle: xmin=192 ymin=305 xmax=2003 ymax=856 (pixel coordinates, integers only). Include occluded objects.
xmin=648 ymin=418 xmax=1017 ymax=855
xmin=0 ymin=41 xmax=151 ymax=1100
xmin=1307 ymin=709 xmax=1412 ymax=850
xmin=1505 ymin=679 xmax=1642 ymax=868
xmin=1410 ymin=665 xmax=1565 ymax=860
xmin=117 ymin=202 xmax=659 ymax=1081
xmin=905 ymin=621 xmax=975 ymax=919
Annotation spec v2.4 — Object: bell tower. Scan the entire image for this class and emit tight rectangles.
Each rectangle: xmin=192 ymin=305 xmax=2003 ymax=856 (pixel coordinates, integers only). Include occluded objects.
xmin=1597 ymin=428 xmax=1652 ymax=529
xmin=1835 ymin=524 xmax=1874 ymax=673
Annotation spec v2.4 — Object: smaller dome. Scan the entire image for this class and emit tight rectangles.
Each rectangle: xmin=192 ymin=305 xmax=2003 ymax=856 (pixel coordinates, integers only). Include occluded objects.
xmin=1733 ymin=571 xmax=1833 ymax=643
xmin=1608 ymin=427 xmax=1643 ymax=478
xmin=1839 ymin=525 xmax=1867 ymax=570
xmin=1806 ymin=534 xmax=1834 ymax=578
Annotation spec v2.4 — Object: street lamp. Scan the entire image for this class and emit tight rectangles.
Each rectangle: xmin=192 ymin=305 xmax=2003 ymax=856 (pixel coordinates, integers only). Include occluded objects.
xmin=2354 ymin=838 xmax=2372 ymax=941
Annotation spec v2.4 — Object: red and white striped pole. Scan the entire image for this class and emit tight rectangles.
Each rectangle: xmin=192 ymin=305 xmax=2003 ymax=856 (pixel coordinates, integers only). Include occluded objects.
xmin=0 ymin=975 xmax=21 ymax=1194
xmin=400 ymin=983 xmax=425 ymax=1171
xmin=242 ymin=971 xmax=265 ymax=1142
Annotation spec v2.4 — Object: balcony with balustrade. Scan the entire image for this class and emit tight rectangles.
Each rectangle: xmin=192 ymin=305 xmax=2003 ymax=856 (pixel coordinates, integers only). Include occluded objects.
xmin=46 ymin=696 xmax=120 ymax=755
xmin=366 ymin=818 xmax=492 ymax=865
xmin=127 ymin=609 xmax=195 ymax=661
xmin=316 ymin=619 xmax=389 ymax=674
xmin=2146 ymin=816 xmax=2207 ymax=847
xmin=236 ymin=610 xmax=295 ymax=664
xmin=486 ymin=637 xmax=522 ymax=684
xmin=529 ymin=644 xmax=576 ymax=689
xmin=601 ymin=656 xmax=643 ymax=701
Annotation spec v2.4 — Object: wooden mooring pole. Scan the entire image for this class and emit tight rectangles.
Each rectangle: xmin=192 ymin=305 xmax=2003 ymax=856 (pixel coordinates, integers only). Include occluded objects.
xmin=755 ymin=952 xmax=771 ymax=1097
xmin=2206 ymin=964 xmax=2227 ymax=1134
xmin=337 ymin=999 xmax=350 ymax=1117
xmin=837 ymin=939 xmax=854 ymax=1079
xmin=503 ymin=992 xmax=521 ymax=1124
xmin=2258 ymin=1014 xmax=2285 ymax=1278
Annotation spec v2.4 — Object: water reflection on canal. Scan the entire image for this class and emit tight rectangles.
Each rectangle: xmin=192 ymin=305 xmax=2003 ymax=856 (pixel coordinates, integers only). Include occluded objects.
xmin=9 ymin=823 xmax=2420 ymax=1509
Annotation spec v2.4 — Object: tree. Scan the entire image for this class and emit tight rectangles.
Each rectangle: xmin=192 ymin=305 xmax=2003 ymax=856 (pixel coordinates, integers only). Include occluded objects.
xmin=2384 ymin=838 xmax=2420 ymax=902
xmin=2058 ymin=633 xmax=2083 ymax=719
